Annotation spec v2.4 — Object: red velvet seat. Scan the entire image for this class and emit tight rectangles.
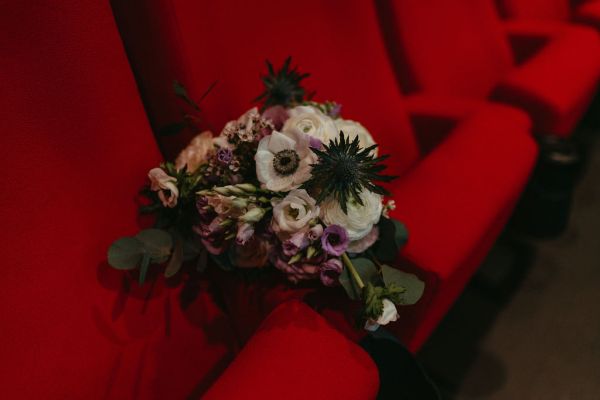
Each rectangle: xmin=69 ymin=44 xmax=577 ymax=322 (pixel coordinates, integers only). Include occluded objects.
xmin=497 ymin=0 xmax=600 ymax=29
xmin=0 ymin=1 xmax=379 ymax=398
xmin=378 ymin=0 xmax=600 ymax=138
xmin=111 ymin=0 xmax=538 ymax=351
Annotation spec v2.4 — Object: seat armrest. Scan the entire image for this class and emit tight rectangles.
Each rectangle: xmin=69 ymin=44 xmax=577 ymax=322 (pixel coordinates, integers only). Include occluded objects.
xmin=390 ymin=106 xmax=537 ymax=279
xmin=203 ymin=300 xmax=380 ymax=400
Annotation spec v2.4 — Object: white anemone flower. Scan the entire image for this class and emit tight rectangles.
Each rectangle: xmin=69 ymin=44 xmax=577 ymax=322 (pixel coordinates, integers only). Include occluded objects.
xmin=255 ymin=129 xmax=316 ymax=192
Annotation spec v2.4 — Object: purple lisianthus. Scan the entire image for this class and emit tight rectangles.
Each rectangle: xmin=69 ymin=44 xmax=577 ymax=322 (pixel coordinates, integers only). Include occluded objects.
xmin=321 ymin=225 xmax=349 ymax=256
xmin=308 ymin=136 xmax=323 ymax=150
xmin=216 ymin=148 xmax=233 ymax=165
xmin=320 ymin=258 xmax=343 ymax=287
xmin=328 ymin=103 xmax=342 ymax=119
xmin=196 ymin=196 xmax=216 ymax=223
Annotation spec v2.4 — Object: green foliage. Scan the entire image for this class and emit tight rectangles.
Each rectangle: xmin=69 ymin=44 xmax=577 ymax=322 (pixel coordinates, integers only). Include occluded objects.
xmin=107 ymin=228 xmax=174 ymax=284
xmin=381 ymin=264 xmax=424 ymax=305
xmin=338 ymin=257 xmax=379 ymax=300
xmin=173 ymin=81 xmax=200 ymax=111
xmin=372 ymin=218 xmax=409 ymax=262
xmin=362 ymin=283 xmax=384 ymax=321
xmin=302 ymin=133 xmax=396 ymax=213
xmin=164 ymin=234 xmax=183 ymax=278
xmin=255 ymin=57 xmax=310 ymax=108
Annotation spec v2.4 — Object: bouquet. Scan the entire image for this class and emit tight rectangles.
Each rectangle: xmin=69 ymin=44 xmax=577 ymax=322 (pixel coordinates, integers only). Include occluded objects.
xmin=108 ymin=58 xmax=424 ymax=331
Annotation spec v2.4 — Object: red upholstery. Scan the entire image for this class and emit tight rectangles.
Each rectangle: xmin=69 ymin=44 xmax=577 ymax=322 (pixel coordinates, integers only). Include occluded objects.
xmin=203 ymin=301 xmax=380 ymax=400
xmin=112 ymin=0 xmax=537 ymax=351
xmin=497 ymin=0 xmax=572 ymax=20
xmin=574 ymin=0 xmax=600 ymax=26
xmin=379 ymin=0 xmax=600 ymax=137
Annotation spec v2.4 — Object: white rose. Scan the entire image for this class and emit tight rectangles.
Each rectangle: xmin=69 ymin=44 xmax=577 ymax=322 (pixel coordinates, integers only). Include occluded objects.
xmin=364 ymin=299 xmax=399 ymax=331
xmin=335 ymin=119 xmax=377 ymax=155
xmin=283 ymin=105 xmax=339 ymax=145
xmin=148 ymin=168 xmax=179 ymax=208
xmin=255 ymin=129 xmax=316 ymax=192
xmin=320 ymin=189 xmax=383 ymax=241
xmin=272 ymin=189 xmax=319 ymax=238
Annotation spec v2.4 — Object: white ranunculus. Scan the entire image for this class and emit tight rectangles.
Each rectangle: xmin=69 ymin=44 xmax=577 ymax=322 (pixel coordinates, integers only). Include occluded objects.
xmin=255 ymin=129 xmax=316 ymax=192
xmin=364 ymin=299 xmax=399 ymax=331
xmin=271 ymin=189 xmax=319 ymax=238
xmin=148 ymin=168 xmax=179 ymax=208
xmin=320 ymin=189 xmax=383 ymax=241
xmin=283 ymin=105 xmax=339 ymax=145
xmin=335 ymin=119 xmax=377 ymax=155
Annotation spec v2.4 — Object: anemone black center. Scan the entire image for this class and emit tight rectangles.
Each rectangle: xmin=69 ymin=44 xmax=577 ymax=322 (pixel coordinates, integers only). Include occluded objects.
xmin=273 ymin=149 xmax=300 ymax=176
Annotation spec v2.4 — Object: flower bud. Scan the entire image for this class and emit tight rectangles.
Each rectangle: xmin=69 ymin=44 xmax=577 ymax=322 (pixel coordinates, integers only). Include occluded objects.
xmin=239 ymin=207 xmax=266 ymax=223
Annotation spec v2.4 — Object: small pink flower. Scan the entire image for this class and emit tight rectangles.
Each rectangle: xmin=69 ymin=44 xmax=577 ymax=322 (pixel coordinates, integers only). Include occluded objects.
xmin=148 ymin=168 xmax=179 ymax=208
xmin=236 ymin=223 xmax=254 ymax=245
xmin=307 ymin=224 xmax=323 ymax=242
xmin=320 ymin=258 xmax=343 ymax=287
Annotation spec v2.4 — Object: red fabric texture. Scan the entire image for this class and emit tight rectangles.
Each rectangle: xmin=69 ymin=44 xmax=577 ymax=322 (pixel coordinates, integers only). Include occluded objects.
xmin=497 ymin=0 xmax=572 ymax=20
xmin=378 ymin=0 xmax=600 ymax=137
xmin=388 ymin=105 xmax=537 ymax=349
xmin=0 ymin=1 xmax=239 ymax=398
xmin=203 ymin=301 xmax=380 ymax=400
xmin=112 ymin=0 xmax=537 ymax=352
xmin=575 ymin=0 xmax=600 ymax=26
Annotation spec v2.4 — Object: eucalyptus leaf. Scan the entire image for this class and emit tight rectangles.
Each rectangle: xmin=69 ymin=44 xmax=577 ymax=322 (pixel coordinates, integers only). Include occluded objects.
xmin=164 ymin=235 xmax=183 ymax=278
xmin=182 ymin=238 xmax=203 ymax=261
xmin=391 ymin=219 xmax=409 ymax=249
xmin=107 ymin=237 xmax=144 ymax=270
xmin=139 ymin=253 xmax=151 ymax=285
xmin=211 ymin=252 xmax=235 ymax=271
xmin=381 ymin=265 xmax=425 ymax=305
xmin=352 ymin=258 xmax=381 ymax=286
xmin=373 ymin=218 xmax=409 ymax=262
xmin=136 ymin=229 xmax=173 ymax=263
xmin=339 ymin=266 xmax=361 ymax=300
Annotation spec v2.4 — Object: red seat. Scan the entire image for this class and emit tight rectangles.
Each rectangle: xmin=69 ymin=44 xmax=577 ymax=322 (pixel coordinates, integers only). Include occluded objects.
xmin=112 ymin=0 xmax=538 ymax=351
xmin=498 ymin=0 xmax=600 ymax=29
xmin=378 ymin=0 xmax=600 ymax=138
xmin=0 ymin=0 xmax=378 ymax=398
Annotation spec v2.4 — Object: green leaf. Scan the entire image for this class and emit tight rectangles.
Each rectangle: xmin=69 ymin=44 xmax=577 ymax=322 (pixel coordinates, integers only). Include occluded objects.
xmin=173 ymin=81 xmax=200 ymax=111
xmin=372 ymin=218 xmax=409 ymax=262
xmin=391 ymin=219 xmax=409 ymax=249
xmin=211 ymin=252 xmax=235 ymax=271
xmin=339 ymin=266 xmax=361 ymax=300
xmin=164 ymin=235 xmax=183 ymax=278
xmin=107 ymin=237 xmax=144 ymax=270
xmin=381 ymin=265 xmax=425 ymax=305
xmin=362 ymin=283 xmax=384 ymax=320
xmin=352 ymin=258 xmax=380 ymax=286
xmin=136 ymin=229 xmax=173 ymax=263
xmin=138 ymin=253 xmax=151 ymax=285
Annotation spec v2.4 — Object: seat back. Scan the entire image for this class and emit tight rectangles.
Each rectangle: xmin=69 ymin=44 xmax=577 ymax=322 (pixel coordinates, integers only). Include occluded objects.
xmin=112 ymin=0 xmax=421 ymax=176
xmin=377 ymin=0 xmax=515 ymax=99
xmin=0 ymin=1 xmax=233 ymax=398
xmin=496 ymin=0 xmax=572 ymax=20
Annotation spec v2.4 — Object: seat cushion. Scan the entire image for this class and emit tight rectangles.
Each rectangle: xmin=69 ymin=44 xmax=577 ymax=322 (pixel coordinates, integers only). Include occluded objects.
xmin=0 ymin=1 xmax=235 ymax=398
xmin=203 ymin=301 xmax=380 ymax=400
xmin=575 ymin=0 xmax=600 ymax=26
xmin=493 ymin=24 xmax=600 ymax=136
xmin=388 ymin=104 xmax=537 ymax=350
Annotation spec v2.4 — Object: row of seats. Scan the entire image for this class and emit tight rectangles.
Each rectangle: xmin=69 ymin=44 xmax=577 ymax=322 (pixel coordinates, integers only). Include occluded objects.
xmin=1 ymin=0 xmax=598 ymax=398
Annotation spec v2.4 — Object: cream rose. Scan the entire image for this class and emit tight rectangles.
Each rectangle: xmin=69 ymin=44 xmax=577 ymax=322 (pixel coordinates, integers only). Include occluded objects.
xmin=175 ymin=131 xmax=215 ymax=172
xmin=271 ymin=189 xmax=319 ymax=238
xmin=364 ymin=299 xmax=399 ymax=331
xmin=283 ymin=105 xmax=339 ymax=145
xmin=335 ymin=119 xmax=377 ymax=155
xmin=320 ymin=189 xmax=383 ymax=241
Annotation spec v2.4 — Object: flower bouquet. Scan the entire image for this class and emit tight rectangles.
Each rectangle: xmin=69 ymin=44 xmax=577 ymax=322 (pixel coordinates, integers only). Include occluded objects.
xmin=108 ymin=58 xmax=424 ymax=331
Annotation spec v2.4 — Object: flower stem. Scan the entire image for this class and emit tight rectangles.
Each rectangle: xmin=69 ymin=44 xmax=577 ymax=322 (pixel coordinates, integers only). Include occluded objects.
xmin=341 ymin=253 xmax=364 ymax=289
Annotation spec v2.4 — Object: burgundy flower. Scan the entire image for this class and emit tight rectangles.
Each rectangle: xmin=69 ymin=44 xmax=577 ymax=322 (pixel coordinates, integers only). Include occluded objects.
xmin=321 ymin=225 xmax=349 ymax=256
xmin=282 ymin=231 xmax=309 ymax=257
xmin=320 ymin=258 xmax=343 ymax=287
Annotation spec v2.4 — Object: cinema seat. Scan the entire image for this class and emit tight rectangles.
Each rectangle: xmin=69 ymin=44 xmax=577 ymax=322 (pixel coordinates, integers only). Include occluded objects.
xmin=111 ymin=0 xmax=538 ymax=351
xmin=497 ymin=0 xmax=600 ymax=29
xmin=0 ymin=1 xmax=379 ymax=398
xmin=377 ymin=0 xmax=600 ymax=138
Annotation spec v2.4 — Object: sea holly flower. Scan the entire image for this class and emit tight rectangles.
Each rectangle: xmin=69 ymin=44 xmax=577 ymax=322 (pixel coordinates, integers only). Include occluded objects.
xmin=320 ymin=258 xmax=343 ymax=287
xmin=321 ymin=189 xmax=383 ymax=241
xmin=148 ymin=168 xmax=179 ymax=208
xmin=271 ymin=189 xmax=319 ymax=238
xmin=255 ymin=56 xmax=309 ymax=108
xmin=255 ymin=130 xmax=316 ymax=192
xmin=321 ymin=225 xmax=349 ymax=256
xmin=283 ymin=105 xmax=338 ymax=144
